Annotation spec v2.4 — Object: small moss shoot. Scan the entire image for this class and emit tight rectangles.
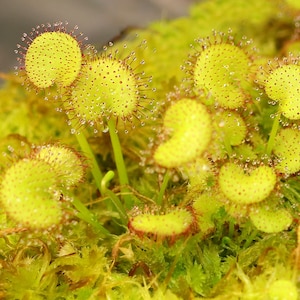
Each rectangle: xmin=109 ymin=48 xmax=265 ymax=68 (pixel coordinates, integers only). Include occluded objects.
xmin=213 ymin=110 xmax=247 ymax=155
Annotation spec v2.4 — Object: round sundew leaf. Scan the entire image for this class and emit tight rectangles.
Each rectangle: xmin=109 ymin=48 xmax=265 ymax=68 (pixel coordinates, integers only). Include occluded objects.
xmin=265 ymin=64 xmax=300 ymax=120
xmin=268 ymin=279 xmax=298 ymax=300
xmin=34 ymin=144 xmax=84 ymax=187
xmin=219 ymin=163 xmax=276 ymax=204
xmin=194 ymin=43 xmax=250 ymax=109
xmin=25 ymin=31 xmax=82 ymax=89
xmin=214 ymin=111 xmax=247 ymax=146
xmin=0 ymin=159 xmax=62 ymax=229
xmin=154 ymin=98 xmax=212 ymax=168
xmin=274 ymin=128 xmax=300 ymax=174
xmin=69 ymin=57 xmax=139 ymax=124
xmin=249 ymin=200 xmax=293 ymax=233
xmin=128 ymin=208 xmax=194 ymax=239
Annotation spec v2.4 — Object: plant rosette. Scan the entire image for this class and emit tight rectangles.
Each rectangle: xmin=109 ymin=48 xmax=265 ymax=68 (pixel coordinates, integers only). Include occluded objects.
xmin=192 ymin=191 xmax=223 ymax=235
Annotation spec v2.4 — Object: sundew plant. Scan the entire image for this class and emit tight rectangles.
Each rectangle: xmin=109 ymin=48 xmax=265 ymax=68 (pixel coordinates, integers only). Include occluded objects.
xmin=1 ymin=0 xmax=300 ymax=299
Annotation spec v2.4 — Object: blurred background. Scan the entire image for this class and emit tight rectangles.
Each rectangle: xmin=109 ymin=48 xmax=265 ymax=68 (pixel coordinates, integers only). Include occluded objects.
xmin=0 ymin=0 xmax=195 ymax=73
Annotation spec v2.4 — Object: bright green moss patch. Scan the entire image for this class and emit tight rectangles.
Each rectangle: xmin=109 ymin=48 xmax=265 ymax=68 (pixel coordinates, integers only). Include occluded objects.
xmin=219 ymin=163 xmax=276 ymax=204
xmin=154 ymin=98 xmax=212 ymax=168
xmin=193 ymin=192 xmax=222 ymax=234
xmin=25 ymin=32 xmax=82 ymax=88
xmin=194 ymin=43 xmax=251 ymax=109
xmin=286 ymin=0 xmax=300 ymax=10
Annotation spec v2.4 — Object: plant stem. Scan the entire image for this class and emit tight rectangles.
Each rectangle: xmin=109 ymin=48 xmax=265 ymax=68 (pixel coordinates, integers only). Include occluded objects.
xmin=266 ymin=113 xmax=280 ymax=156
xmin=243 ymin=229 xmax=258 ymax=249
xmin=75 ymin=132 xmax=103 ymax=193
xmin=101 ymin=171 xmax=128 ymax=224
xmin=107 ymin=119 xmax=133 ymax=209
xmin=157 ymin=171 xmax=170 ymax=207
xmin=72 ymin=197 xmax=110 ymax=235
